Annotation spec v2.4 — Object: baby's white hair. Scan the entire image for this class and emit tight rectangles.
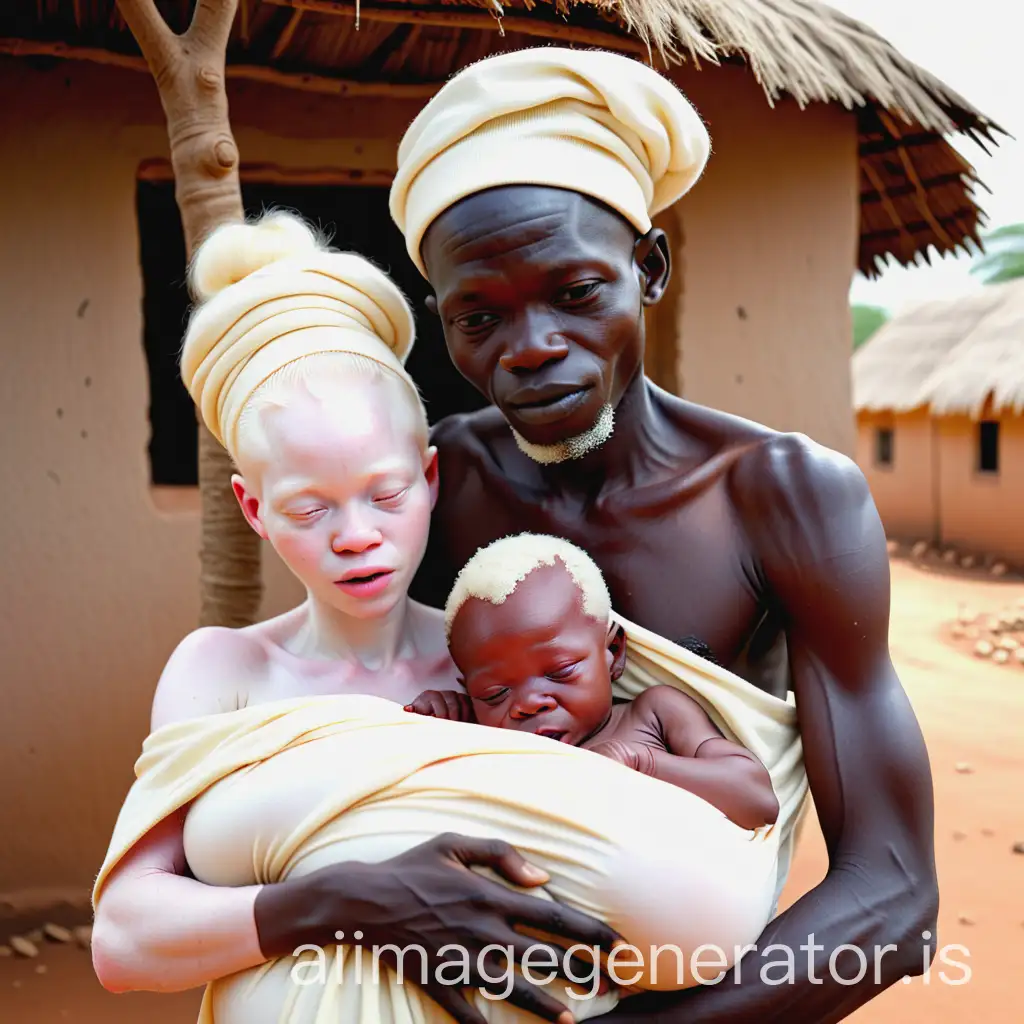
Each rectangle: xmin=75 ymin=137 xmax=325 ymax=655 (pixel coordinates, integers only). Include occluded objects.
xmin=444 ymin=533 xmax=611 ymax=640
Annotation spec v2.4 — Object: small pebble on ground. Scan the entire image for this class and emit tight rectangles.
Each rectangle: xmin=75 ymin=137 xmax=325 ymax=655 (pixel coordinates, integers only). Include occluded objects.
xmin=43 ymin=923 xmax=72 ymax=943
xmin=9 ymin=936 xmax=38 ymax=958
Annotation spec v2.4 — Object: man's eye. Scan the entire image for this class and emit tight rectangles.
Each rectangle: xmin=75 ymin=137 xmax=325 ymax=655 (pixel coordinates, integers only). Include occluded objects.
xmin=558 ymin=281 xmax=600 ymax=304
xmin=454 ymin=312 xmax=499 ymax=333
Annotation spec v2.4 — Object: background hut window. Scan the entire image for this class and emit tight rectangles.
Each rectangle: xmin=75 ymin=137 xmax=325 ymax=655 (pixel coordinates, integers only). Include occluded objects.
xmin=977 ymin=420 xmax=1000 ymax=474
xmin=874 ymin=426 xmax=894 ymax=468
xmin=136 ymin=178 xmax=487 ymax=488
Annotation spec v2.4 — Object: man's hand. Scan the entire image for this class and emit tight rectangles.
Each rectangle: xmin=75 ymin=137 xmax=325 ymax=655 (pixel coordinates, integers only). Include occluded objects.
xmin=255 ymin=833 xmax=623 ymax=1024
xmin=404 ymin=689 xmax=477 ymax=722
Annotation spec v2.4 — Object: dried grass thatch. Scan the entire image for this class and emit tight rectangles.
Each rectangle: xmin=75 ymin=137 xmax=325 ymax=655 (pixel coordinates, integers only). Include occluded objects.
xmin=853 ymin=280 xmax=1024 ymax=417
xmin=509 ymin=0 xmax=986 ymax=124
xmin=0 ymin=0 xmax=1005 ymax=277
xmin=920 ymin=284 xmax=1024 ymax=417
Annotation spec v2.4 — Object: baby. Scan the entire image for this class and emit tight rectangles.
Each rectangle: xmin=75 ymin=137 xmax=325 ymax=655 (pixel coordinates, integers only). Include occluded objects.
xmin=406 ymin=534 xmax=779 ymax=831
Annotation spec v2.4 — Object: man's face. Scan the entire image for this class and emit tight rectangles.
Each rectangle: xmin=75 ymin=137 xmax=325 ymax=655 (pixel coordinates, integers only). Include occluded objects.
xmin=421 ymin=186 xmax=668 ymax=450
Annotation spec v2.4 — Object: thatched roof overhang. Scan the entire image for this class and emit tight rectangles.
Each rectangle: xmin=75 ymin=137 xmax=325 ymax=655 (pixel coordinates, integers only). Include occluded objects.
xmin=0 ymin=0 xmax=1006 ymax=278
xmin=853 ymin=280 xmax=1024 ymax=416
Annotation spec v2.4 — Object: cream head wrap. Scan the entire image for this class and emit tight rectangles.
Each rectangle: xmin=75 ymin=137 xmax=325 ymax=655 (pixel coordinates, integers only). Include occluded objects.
xmin=180 ymin=212 xmax=416 ymax=458
xmin=390 ymin=46 xmax=711 ymax=276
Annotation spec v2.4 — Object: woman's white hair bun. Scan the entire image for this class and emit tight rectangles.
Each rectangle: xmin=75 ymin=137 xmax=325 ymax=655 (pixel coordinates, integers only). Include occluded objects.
xmin=189 ymin=210 xmax=324 ymax=301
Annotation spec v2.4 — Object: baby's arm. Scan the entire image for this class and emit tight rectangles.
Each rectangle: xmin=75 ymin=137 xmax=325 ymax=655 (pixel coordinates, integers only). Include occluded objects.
xmin=619 ymin=687 xmax=779 ymax=830
xmin=404 ymin=688 xmax=476 ymax=722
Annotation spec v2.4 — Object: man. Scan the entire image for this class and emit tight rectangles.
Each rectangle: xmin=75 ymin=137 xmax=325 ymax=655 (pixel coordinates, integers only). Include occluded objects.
xmin=387 ymin=45 xmax=938 ymax=1023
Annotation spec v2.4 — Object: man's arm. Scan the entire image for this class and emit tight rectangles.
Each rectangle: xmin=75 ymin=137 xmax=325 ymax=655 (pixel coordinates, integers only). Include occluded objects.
xmin=601 ymin=434 xmax=937 ymax=1024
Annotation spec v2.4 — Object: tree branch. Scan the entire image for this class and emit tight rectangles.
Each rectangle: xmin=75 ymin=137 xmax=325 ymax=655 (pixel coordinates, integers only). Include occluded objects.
xmin=115 ymin=0 xmax=177 ymax=73
xmin=187 ymin=0 xmax=241 ymax=58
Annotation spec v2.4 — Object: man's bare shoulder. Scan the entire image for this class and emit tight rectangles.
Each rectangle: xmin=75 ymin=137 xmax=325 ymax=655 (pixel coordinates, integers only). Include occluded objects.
xmin=727 ymin=429 xmax=874 ymax=551
xmin=654 ymin=387 xmax=778 ymax=447
xmin=150 ymin=625 xmax=271 ymax=731
xmin=431 ymin=407 xmax=511 ymax=460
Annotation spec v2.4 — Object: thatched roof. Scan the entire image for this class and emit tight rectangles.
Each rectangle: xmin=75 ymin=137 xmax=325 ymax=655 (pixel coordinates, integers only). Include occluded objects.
xmin=1 ymin=1 xmax=1004 ymax=278
xmin=853 ymin=280 xmax=1024 ymax=416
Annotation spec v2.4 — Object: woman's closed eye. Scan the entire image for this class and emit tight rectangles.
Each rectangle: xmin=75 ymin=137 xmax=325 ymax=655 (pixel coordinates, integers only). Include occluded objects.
xmin=374 ymin=486 xmax=409 ymax=507
xmin=287 ymin=507 xmax=326 ymax=522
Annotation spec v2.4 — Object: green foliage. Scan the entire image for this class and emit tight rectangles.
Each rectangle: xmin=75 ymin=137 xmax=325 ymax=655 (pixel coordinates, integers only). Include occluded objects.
xmin=852 ymin=304 xmax=889 ymax=349
xmin=971 ymin=223 xmax=1024 ymax=285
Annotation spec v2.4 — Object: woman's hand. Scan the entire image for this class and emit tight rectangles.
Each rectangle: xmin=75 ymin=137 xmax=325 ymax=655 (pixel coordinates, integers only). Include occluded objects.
xmin=254 ymin=833 xmax=624 ymax=1024
xmin=404 ymin=689 xmax=477 ymax=722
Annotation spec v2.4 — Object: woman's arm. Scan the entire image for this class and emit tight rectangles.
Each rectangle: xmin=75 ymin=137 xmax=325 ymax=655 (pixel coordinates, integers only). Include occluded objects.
xmin=93 ymin=626 xmax=272 ymax=992
xmin=91 ymin=806 xmax=267 ymax=992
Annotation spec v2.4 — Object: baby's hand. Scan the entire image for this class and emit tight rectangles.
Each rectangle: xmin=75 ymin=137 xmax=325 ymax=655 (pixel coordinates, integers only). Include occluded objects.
xmin=587 ymin=738 xmax=658 ymax=776
xmin=403 ymin=689 xmax=476 ymax=723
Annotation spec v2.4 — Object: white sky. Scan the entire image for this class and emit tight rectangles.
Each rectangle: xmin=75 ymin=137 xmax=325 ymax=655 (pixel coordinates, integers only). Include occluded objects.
xmin=828 ymin=0 xmax=1020 ymax=314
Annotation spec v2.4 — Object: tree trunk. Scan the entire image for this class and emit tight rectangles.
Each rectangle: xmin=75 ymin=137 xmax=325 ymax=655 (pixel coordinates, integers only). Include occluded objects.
xmin=119 ymin=0 xmax=263 ymax=628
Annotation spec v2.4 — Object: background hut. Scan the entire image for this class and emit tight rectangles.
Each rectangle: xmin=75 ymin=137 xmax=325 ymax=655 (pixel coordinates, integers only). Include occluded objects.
xmin=0 ymin=1 xmax=1001 ymax=918
xmin=854 ymin=280 xmax=1024 ymax=565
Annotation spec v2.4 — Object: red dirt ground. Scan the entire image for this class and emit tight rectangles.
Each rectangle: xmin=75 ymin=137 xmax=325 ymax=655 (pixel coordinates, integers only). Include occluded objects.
xmin=2 ymin=558 xmax=1021 ymax=1022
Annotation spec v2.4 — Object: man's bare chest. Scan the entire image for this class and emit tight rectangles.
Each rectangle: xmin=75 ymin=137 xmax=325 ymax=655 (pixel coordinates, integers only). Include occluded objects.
xmin=443 ymin=473 xmax=766 ymax=662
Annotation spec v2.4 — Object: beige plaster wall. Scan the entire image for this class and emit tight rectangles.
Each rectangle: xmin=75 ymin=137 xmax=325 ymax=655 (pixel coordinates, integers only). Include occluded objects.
xmin=856 ymin=409 xmax=940 ymax=542
xmin=668 ymin=65 xmax=859 ymax=456
xmin=0 ymin=55 xmax=862 ymax=901
xmin=937 ymin=414 xmax=1024 ymax=565
xmin=0 ymin=59 xmax=430 ymax=903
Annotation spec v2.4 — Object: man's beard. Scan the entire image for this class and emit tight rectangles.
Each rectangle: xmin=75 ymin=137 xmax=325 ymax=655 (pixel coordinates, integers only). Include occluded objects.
xmin=511 ymin=403 xmax=615 ymax=465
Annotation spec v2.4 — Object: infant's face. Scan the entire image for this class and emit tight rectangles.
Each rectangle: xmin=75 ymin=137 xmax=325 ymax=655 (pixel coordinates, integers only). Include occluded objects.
xmin=448 ymin=564 xmax=615 ymax=744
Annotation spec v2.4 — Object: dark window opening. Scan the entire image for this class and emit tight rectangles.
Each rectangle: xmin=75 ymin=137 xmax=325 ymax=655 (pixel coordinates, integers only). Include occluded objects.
xmin=874 ymin=427 xmax=894 ymax=467
xmin=137 ymin=180 xmax=488 ymax=487
xmin=978 ymin=420 xmax=1000 ymax=474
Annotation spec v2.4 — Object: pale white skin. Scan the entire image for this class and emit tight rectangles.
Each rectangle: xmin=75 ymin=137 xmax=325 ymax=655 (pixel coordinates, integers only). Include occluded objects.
xmin=91 ymin=371 xmax=459 ymax=993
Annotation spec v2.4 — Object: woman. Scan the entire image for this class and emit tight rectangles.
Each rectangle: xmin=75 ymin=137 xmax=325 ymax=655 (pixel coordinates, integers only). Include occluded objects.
xmin=91 ymin=212 xmax=787 ymax=1024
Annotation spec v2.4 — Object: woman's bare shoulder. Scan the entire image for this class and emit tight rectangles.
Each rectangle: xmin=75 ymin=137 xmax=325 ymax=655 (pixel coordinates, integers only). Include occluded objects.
xmin=150 ymin=624 xmax=273 ymax=731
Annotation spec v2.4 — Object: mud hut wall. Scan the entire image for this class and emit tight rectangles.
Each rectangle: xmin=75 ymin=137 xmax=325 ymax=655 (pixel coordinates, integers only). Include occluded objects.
xmin=937 ymin=412 xmax=1024 ymax=564
xmin=856 ymin=408 xmax=940 ymax=542
xmin=669 ymin=65 xmax=859 ymax=456
xmin=0 ymin=59 xmax=426 ymax=901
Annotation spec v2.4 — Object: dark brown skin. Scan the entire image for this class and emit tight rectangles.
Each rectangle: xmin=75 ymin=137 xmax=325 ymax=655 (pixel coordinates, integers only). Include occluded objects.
xmin=402 ymin=185 xmax=938 ymax=1023
xmin=406 ymin=561 xmax=779 ymax=831
xmin=254 ymin=183 xmax=936 ymax=1024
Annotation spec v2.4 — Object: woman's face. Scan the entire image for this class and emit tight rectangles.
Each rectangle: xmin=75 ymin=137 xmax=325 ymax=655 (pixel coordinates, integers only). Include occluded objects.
xmin=233 ymin=374 xmax=437 ymax=620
